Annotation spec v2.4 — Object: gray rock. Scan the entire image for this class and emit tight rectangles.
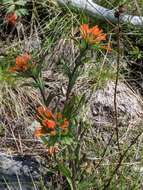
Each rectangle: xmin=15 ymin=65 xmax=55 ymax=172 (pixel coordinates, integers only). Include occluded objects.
xmin=90 ymin=81 xmax=143 ymax=128
xmin=0 ymin=153 xmax=50 ymax=190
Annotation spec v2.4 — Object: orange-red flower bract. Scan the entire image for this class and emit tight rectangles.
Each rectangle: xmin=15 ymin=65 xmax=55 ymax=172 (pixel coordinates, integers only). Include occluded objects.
xmin=42 ymin=119 xmax=56 ymax=129
xmin=61 ymin=119 xmax=69 ymax=129
xmin=34 ymin=106 xmax=70 ymax=138
xmin=56 ymin=112 xmax=63 ymax=120
xmin=61 ymin=128 xmax=69 ymax=135
xmin=9 ymin=53 xmax=32 ymax=72
xmin=34 ymin=127 xmax=47 ymax=138
xmin=6 ymin=12 xmax=17 ymax=25
xmin=47 ymin=146 xmax=59 ymax=155
xmin=37 ymin=106 xmax=53 ymax=119
xmin=80 ymin=24 xmax=107 ymax=45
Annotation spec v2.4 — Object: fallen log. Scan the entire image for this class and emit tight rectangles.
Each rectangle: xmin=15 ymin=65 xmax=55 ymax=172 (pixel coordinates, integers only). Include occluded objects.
xmin=57 ymin=0 xmax=143 ymax=27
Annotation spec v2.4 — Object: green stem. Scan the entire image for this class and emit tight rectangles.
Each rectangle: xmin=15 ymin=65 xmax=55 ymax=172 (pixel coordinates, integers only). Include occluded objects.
xmin=32 ymin=75 xmax=47 ymax=105
xmin=66 ymin=47 xmax=87 ymax=101
xmin=68 ymin=146 xmax=77 ymax=190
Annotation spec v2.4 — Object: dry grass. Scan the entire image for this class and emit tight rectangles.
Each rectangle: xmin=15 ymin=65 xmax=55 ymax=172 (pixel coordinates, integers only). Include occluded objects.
xmin=0 ymin=80 xmax=42 ymax=154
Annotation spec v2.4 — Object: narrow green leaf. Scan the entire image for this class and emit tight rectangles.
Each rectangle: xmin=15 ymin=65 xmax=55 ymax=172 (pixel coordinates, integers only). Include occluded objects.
xmin=7 ymin=5 xmax=15 ymax=13
xmin=15 ymin=8 xmax=28 ymax=16
xmin=78 ymin=181 xmax=94 ymax=190
xmin=60 ymin=59 xmax=71 ymax=77
xmin=81 ymin=40 xmax=88 ymax=49
xmin=61 ymin=136 xmax=73 ymax=145
xmin=40 ymin=136 xmax=48 ymax=145
xmin=58 ymin=164 xmax=73 ymax=190
xmin=15 ymin=0 xmax=26 ymax=6
xmin=2 ymin=0 xmax=14 ymax=4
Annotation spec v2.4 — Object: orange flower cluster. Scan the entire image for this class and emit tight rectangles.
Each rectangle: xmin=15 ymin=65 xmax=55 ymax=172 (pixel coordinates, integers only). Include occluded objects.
xmin=9 ymin=53 xmax=32 ymax=72
xmin=80 ymin=24 xmax=107 ymax=45
xmin=35 ymin=106 xmax=69 ymax=138
xmin=6 ymin=13 xmax=17 ymax=25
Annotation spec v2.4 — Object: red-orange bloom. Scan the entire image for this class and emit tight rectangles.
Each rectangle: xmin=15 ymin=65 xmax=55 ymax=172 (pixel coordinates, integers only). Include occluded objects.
xmin=35 ymin=107 xmax=70 ymax=139
xmin=61 ymin=119 xmax=69 ymax=129
xmin=37 ymin=106 xmax=53 ymax=119
xmin=56 ymin=112 xmax=63 ymax=120
xmin=9 ymin=53 xmax=31 ymax=72
xmin=34 ymin=127 xmax=47 ymax=137
xmin=6 ymin=12 xmax=17 ymax=25
xmin=42 ymin=119 xmax=56 ymax=129
xmin=61 ymin=128 xmax=69 ymax=135
xmin=80 ymin=24 xmax=106 ymax=45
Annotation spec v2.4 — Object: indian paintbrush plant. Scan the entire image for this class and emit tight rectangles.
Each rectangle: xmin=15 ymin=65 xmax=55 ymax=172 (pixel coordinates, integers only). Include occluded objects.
xmin=8 ymin=23 xmax=111 ymax=189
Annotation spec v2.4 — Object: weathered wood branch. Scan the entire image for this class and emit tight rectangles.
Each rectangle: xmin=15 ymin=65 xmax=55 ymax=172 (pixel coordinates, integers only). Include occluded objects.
xmin=57 ymin=0 xmax=143 ymax=27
